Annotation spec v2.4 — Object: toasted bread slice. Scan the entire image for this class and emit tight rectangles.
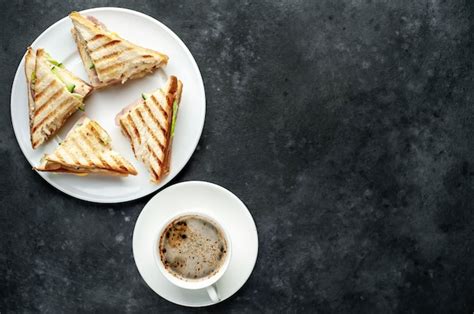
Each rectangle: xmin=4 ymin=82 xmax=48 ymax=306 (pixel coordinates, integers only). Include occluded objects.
xmin=69 ymin=11 xmax=169 ymax=89
xmin=27 ymin=48 xmax=93 ymax=149
xmin=117 ymin=76 xmax=182 ymax=183
xmin=35 ymin=117 xmax=137 ymax=176
xmin=25 ymin=48 xmax=36 ymax=129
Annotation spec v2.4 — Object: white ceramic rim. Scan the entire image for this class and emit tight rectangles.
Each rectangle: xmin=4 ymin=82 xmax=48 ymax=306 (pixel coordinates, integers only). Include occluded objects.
xmin=10 ymin=7 xmax=206 ymax=203
xmin=153 ymin=211 xmax=232 ymax=290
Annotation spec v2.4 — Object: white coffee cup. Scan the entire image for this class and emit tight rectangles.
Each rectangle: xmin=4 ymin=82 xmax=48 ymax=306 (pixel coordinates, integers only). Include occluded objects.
xmin=153 ymin=212 xmax=232 ymax=302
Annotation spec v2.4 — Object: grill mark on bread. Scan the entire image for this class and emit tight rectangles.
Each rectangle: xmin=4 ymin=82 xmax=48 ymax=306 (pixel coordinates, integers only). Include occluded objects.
xmin=88 ymin=122 xmax=110 ymax=148
xmin=80 ymin=129 xmax=105 ymax=168
xmin=149 ymin=164 xmax=160 ymax=181
xmin=135 ymin=109 xmax=146 ymax=128
xmin=34 ymin=87 xmax=65 ymax=116
xmin=149 ymin=96 xmax=168 ymax=135
xmin=32 ymin=98 xmax=73 ymax=133
xmin=81 ymin=127 xmax=111 ymax=170
xmin=97 ymin=155 xmax=111 ymax=170
xmin=89 ymin=34 xmax=105 ymax=42
xmin=94 ymin=52 xmax=154 ymax=74
xmin=120 ymin=119 xmax=136 ymax=156
xmin=147 ymin=144 xmax=163 ymax=166
xmin=127 ymin=115 xmax=141 ymax=144
xmin=71 ymin=137 xmax=91 ymax=167
xmin=54 ymin=150 xmax=67 ymax=164
xmin=110 ymin=154 xmax=123 ymax=171
xmin=98 ymin=62 xmax=124 ymax=76
xmin=93 ymin=39 xmax=120 ymax=52
xmin=103 ymin=40 xmax=121 ymax=49
xmin=151 ymin=95 xmax=168 ymax=120
xmin=58 ymin=144 xmax=79 ymax=166
xmin=159 ymin=123 xmax=167 ymax=136
xmin=135 ymin=109 xmax=164 ymax=179
xmin=34 ymin=80 xmax=56 ymax=100
xmin=88 ymin=123 xmax=113 ymax=163
xmin=147 ymin=143 xmax=162 ymax=179
xmin=110 ymin=154 xmax=129 ymax=173
xmin=87 ymin=122 xmax=101 ymax=138
xmin=142 ymin=102 xmax=166 ymax=150
xmin=94 ymin=49 xmax=127 ymax=64
xmin=136 ymin=109 xmax=164 ymax=162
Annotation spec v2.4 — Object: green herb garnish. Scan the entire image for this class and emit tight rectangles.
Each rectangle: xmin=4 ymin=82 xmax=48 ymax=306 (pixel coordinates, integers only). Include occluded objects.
xmin=67 ymin=84 xmax=75 ymax=93
xmin=171 ymin=100 xmax=178 ymax=137
xmin=44 ymin=51 xmax=63 ymax=67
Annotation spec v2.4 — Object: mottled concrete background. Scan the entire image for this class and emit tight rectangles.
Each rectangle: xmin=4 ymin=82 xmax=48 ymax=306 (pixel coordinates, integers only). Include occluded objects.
xmin=1 ymin=0 xmax=473 ymax=313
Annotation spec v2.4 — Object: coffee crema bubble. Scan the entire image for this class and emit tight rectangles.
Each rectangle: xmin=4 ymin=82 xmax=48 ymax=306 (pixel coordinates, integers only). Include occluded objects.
xmin=159 ymin=215 xmax=227 ymax=281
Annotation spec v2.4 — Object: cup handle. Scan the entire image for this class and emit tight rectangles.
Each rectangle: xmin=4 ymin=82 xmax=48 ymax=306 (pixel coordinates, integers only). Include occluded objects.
xmin=206 ymin=284 xmax=220 ymax=303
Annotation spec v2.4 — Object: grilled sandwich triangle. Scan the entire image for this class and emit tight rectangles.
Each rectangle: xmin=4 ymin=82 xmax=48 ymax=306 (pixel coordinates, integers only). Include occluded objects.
xmin=35 ymin=117 xmax=137 ymax=176
xmin=117 ymin=76 xmax=182 ymax=183
xmin=69 ymin=11 xmax=169 ymax=89
xmin=25 ymin=48 xmax=92 ymax=149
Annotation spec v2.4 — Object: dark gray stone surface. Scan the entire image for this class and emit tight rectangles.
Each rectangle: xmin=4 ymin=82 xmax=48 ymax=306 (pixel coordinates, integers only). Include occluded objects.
xmin=1 ymin=0 xmax=473 ymax=312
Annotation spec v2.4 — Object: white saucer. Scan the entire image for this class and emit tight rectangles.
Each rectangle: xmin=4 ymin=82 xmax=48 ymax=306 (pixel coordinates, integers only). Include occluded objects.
xmin=132 ymin=181 xmax=259 ymax=307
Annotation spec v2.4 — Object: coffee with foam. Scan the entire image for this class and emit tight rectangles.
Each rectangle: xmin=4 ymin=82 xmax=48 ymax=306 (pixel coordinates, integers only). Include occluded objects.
xmin=159 ymin=215 xmax=227 ymax=281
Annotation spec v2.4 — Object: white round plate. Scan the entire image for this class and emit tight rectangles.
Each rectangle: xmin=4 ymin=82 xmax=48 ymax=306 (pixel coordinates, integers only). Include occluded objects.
xmin=133 ymin=181 xmax=259 ymax=307
xmin=10 ymin=7 xmax=205 ymax=203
